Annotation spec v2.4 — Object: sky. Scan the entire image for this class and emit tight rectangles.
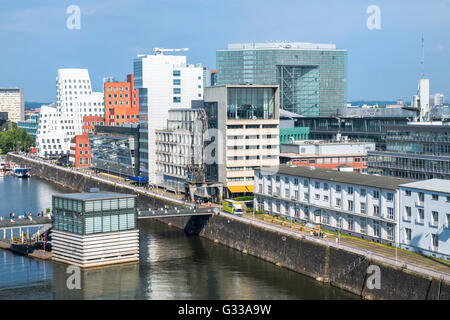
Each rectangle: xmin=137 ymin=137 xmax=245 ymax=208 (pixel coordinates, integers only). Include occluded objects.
xmin=0 ymin=0 xmax=449 ymax=102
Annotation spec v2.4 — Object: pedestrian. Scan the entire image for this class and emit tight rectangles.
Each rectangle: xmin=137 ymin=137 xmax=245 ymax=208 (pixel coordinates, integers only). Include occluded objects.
xmin=9 ymin=212 xmax=11 ymax=218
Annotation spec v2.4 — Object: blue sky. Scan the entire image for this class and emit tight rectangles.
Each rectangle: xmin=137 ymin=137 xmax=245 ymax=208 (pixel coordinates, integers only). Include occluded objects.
xmin=1 ymin=0 xmax=449 ymax=102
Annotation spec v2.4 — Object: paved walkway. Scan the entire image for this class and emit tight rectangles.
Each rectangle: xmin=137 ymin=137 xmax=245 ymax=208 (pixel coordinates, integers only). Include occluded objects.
xmin=238 ymin=212 xmax=450 ymax=280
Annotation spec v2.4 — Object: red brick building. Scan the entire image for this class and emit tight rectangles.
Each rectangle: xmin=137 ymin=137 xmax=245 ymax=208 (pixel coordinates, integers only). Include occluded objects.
xmin=104 ymin=74 xmax=139 ymax=126
xmin=69 ymin=134 xmax=91 ymax=167
xmin=82 ymin=115 xmax=105 ymax=134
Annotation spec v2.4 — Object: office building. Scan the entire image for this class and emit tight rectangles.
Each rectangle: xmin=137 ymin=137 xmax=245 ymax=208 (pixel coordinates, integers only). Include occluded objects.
xmin=133 ymin=52 xmax=204 ymax=182
xmin=0 ymin=88 xmax=24 ymax=123
xmin=216 ymin=42 xmax=347 ymax=116
xmin=90 ymin=124 xmax=140 ymax=178
xmin=280 ymin=139 xmax=375 ymax=173
xmin=104 ymin=74 xmax=139 ymax=126
xmin=69 ymin=134 xmax=91 ymax=167
xmin=51 ymin=191 xmax=139 ymax=268
xmin=155 ymin=108 xmax=206 ymax=191
xmin=203 ymin=85 xmax=280 ymax=198
xmin=399 ymin=179 xmax=450 ymax=260
xmin=295 ymin=107 xmax=416 ymax=150
xmin=18 ymin=114 xmax=39 ymax=138
xmin=368 ymin=122 xmax=450 ymax=180
xmin=430 ymin=93 xmax=445 ymax=107
xmin=254 ymin=165 xmax=415 ymax=244
xmin=36 ymin=69 xmax=104 ymax=158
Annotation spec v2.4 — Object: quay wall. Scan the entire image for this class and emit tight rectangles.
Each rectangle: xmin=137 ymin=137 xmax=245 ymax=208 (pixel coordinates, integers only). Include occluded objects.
xmin=8 ymin=154 xmax=450 ymax=300
xmin=156 ymin=214 xmax=450 ymax=300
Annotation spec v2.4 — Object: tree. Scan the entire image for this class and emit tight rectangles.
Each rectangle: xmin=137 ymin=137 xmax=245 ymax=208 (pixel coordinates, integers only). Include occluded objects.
xmin=0 ymin=127 xmax=35 ymax=154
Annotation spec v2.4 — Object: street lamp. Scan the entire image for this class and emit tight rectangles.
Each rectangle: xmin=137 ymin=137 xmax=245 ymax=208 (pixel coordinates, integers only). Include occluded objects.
xmin=338 ymin=216 xmax=342 ymax=244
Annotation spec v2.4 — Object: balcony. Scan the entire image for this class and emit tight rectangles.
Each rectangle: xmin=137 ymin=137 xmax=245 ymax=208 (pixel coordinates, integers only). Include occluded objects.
xmin=273 ymin=192 xmax=279 ymax=198
xmin=291 ymin=196 xmax=298 ymax=201
xmin=415 ymin=218 xmax=424 ymax=225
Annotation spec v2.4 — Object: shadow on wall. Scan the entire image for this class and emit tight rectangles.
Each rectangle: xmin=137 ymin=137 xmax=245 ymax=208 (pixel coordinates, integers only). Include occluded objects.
xmin=184 ymin=215 xmax=211 ymax=236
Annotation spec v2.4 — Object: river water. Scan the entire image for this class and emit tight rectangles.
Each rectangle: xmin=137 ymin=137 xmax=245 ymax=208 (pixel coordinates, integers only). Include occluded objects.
xmin=0 ymin=175 xmax=357 ymax=299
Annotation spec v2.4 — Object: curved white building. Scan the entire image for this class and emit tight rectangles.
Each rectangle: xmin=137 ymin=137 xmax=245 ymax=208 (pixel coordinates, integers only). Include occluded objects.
xmin=37 ymin=69 xmax=104 ymax=157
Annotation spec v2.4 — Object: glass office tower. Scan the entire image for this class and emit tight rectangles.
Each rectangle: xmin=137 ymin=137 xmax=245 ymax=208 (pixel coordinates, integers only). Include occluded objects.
xmin=216 ymin=42 xmax=347 ymax=117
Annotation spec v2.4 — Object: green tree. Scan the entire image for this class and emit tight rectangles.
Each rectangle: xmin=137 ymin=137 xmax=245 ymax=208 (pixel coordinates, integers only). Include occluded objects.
xmin=0 ymin=127 xmax=35 ymax=154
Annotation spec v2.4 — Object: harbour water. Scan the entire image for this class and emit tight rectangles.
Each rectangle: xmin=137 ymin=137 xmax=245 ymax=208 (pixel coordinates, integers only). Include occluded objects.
xmin=0 ymin=175 xmax=357 ymax=299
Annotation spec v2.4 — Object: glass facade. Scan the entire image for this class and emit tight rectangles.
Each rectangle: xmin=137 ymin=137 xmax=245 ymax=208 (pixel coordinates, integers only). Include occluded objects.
xmin=52 ymin=195 xmax=136 ymax=235
xmin=90 ymin=134 xmax=135 ymax=177
xmin=226 ymin=87 xmax=276 ymax=120
xmin=217 ymin=47 xmax=346 ymax=116
xmin=368 ymin=125 xmax=450 ymax=180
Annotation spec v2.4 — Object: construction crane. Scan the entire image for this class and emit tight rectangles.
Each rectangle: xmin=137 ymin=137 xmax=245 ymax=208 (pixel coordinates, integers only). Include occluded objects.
xmin=153 ymin=48 xmax=189 ymax=55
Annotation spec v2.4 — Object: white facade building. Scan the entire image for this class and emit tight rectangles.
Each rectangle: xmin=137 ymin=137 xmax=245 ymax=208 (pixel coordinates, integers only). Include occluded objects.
xmin=399 ymin=179 xmax=450 ymax=260
xmin=36 ymin=69 xmax=104 ymax=157
xmin=133 ymin=53 xmax=204 ymax=182
xmin=419 ymin=78 xmax=430 ymax=121
xmin=254 ymin=165 xmax=415 ymax=244
xmin=0 ymin=88 xmax=24 ymax=123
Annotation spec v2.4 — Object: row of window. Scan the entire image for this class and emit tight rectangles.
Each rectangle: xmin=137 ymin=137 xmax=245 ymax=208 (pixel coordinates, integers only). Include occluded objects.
xmin=107 ymin=86 xmax=130 ymax=92
xmin=404 ymin=189 xmax=450 ymax=202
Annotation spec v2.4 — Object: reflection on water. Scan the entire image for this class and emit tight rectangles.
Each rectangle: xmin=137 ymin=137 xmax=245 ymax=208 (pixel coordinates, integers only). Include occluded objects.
xmin=0 ymin=174 xmax=357 ymax=300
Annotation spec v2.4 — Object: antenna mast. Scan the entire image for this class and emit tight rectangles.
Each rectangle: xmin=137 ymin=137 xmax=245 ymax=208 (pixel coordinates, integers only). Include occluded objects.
xmin=421 ymin=34 xmax=424 ymax=79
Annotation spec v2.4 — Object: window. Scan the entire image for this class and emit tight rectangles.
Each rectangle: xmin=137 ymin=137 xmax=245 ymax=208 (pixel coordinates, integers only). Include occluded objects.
xmin=432 ymin=194 xmax=439 ymax=201
xmin=173 ymin=97 xmax=181 ymax=103
xmin=387 ymin=193 xmax=393 ymax=201
xmin=285 ymin=188 xmax=290 ymax=198
xmin=373 ymin=191 xmax=379 ymax=199
xmin=360 ymin=189 xmax=366 ymax=197
xmin=418 ymin=209 xmax=424 ymax=223
xmin=348 ymin=215 xmax=354 ymax=231
xmin=360 ymin=218 xmax=367 ymax=234
xmin=324 ymin=183 xmax=329 ymax=191
xmin=387 ymin=207 xmax=394 ymax=220
xmin=360 ymin=202 xmax=366 ymax=214
xmin=447 ymin=196 xmax=450 ymax=203
xmin=373 ymin=205 xmax=380 ymax=216
xmin=315 ymin=194 xmax=320 ymax=200
xmin=173 ymin=70 xmax=180 ymax=77
xmin=405 ymin=228 xmax=412 ymax=241
xmin=173 ymin=88 xmax=181 ymax=94
xmin=348 ymin=187 xmax=353 ymax=194
xmin=432 ymin=211 xmax=439 ymax=226
xmin=324 ymin=195 xmax=329 ymax=201
xmin=419 ymin=192 xmax=424 ymax=202
xmin=173 ymin=79 xmax=181 ymax=85
xmin=336 ymin=185 xmax=341 ymax=192
xmin=447 ymin=214 xmax=450 ymax=227
xmin=373 ymin=221 xmax=380 ymax=237
xmin=405 ymin=190 xmax=411 ymax=196
xmin=315 ymin=182 xmax=320 ymax=188
xmin=335 ymin=198 xmax=341 ymax=207
xmin=431 ymin=234 xmax=438 ymax=248
xmin=405 ymin=207 xmax=411 ymax=221
xmin=348 ymin=200 xmax=353 ymax=211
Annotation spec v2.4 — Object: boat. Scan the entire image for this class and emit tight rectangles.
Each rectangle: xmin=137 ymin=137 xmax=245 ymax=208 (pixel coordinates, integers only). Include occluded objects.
xmin=13 ymin=168 xmax=30 ymax=178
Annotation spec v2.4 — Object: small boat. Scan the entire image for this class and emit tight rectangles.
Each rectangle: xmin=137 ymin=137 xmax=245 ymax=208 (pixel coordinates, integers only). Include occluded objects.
xmin=13 ymin=168 xmax=30 ymax=178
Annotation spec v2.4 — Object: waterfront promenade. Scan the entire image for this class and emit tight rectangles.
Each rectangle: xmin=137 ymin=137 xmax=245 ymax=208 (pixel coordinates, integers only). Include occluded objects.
xmin=7 ymin=153 xmax=450 ymax=283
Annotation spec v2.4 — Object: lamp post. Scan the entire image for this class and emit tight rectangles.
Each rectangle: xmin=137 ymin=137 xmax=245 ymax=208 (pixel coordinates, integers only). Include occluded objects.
xmin=338 ymin=216 xmax=342 ymax=244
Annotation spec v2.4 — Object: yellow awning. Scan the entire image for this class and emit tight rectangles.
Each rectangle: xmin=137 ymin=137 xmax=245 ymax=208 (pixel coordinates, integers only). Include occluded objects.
xmin=245 ymin=185 xmax=254 ymax=192
xmin=227 ymin=186 xmax=249 ymax=193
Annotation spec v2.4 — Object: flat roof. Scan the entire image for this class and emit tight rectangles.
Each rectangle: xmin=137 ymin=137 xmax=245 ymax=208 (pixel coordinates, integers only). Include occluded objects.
xmin=280 ymin=152 xmax=367 ymax=159
xmin=53 ymin=191 xmax=136 ymax=201
xmin=256 ymin=164 xmax=416 ymax=190
xmin=399 ymin=179 xmax=450 ymax=194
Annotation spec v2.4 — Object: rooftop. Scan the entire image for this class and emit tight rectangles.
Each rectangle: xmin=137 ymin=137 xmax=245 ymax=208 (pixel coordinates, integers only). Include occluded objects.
xmin=53 ymin=191 xmax=136 ymax=201
xmin=256 ymin=164 xmax=416 ymax=190
xmin=223 ymin=42 xmax=343 ymax=51
xmin=399 ymin=179 xmax=450 ymax=194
